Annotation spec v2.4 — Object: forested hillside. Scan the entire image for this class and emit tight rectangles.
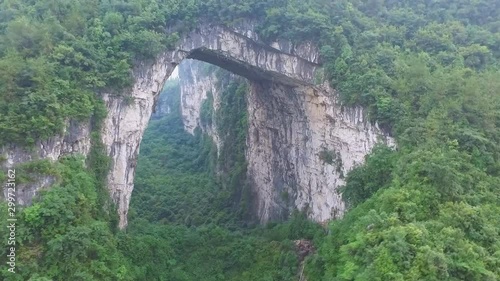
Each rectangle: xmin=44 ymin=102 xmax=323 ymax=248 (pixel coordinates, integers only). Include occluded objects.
xmin=1 ymin=0 xmax=500 ymax=280
xmin=122 ymin=76 xmax=322 ymax=280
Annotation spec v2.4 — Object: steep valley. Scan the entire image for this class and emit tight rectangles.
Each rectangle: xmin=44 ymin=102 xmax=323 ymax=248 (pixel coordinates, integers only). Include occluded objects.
xmin=1 ymin=0 xmax=500 ymax=280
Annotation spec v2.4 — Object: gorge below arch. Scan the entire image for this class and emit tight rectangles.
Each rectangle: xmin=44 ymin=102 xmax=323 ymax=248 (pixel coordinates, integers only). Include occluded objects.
xmin=102 ymin=21 xmax=396 ymax=228
xmin=2 ymin=22 xmax=393 ymax=229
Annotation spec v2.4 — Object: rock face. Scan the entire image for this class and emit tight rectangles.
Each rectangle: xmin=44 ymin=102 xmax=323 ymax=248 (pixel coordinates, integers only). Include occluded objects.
xmin=1 ymin=21 xmax=393 ymax=229
xmin=103 ymin=22 xmax=325 ymax=228
xmin=178 ymin=60 xmax=222 ymax=136
xmin=0 ymin=121 xmax=91 ymax=205
xmin=181 ymin=24 xmax=320 ymax=87
xmin=177 ymin=59 xmax=244 ymax=156
xmin=246 ymin=81 xmax=394 ymax=223
xmin=101 ymin=58 xmax=175 ymax=228
xmin=295 ymin=239 xmax=314 ymax=281
xmin=177 ymin=60 xmax=394 ymax=224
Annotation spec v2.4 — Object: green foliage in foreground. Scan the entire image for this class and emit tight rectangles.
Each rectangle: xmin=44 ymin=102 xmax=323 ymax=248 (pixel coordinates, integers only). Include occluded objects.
xmin=123 ymin=77 xmax=323 ymax=280
xmin=0 ymin=157 xmax=129 ymax=280
xmin=0 ymin=0 xmax=187 ymax=146
xmin=1 ymin=0 xmax=500 ymax=280
xmin=303 ymin=4 xmax=500 ymax=277
xmin=119 ymin=220 xmax=300 ymax=281
xmin=306 ymin=67 xmax=500 ymax=281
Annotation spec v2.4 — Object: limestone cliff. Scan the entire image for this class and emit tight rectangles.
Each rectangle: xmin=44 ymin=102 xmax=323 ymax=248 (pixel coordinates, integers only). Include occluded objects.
xmin=246 ymin=81 xmax=394 ymax=222
xmin=0 ymin=121 xmax=91 ymax=205
xmin=102 ymin=22 xmax=323 ymax=228
xmin=176 ymin=60 xmax=394 ymax=224
xmin=1 ymin=22 xmax=393 ymax=228
xmin=101 ymin=56 xmax=178 ymax=228
xmin=178 ymin=60 xmax=222 ymax=142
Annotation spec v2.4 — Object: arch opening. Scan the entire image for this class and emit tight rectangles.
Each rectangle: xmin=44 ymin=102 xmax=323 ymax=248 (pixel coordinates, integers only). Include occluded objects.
xmin=102 ymin=23 xmax=391 ymax=229
xmin=186 ymin=47 xmax=316 ymax=87
xmin=132 ymin=59 xmax=250 ymax=226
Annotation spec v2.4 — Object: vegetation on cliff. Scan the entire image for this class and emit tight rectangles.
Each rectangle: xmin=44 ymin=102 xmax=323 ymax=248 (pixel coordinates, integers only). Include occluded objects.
xmin=1 ymin=0 xmax=500 ymax=280
xmin=123 ymin=76 xmax=322 ymax=280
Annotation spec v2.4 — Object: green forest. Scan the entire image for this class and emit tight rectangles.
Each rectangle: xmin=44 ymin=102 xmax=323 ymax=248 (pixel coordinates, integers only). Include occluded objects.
xmin=1 ymin=0 xmax=500 ymax=280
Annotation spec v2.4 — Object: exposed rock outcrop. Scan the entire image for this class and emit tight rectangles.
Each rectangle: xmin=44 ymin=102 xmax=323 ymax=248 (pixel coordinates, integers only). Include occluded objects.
xmin=246 ymin=81 xmax=394 ymax=223
xmin=294 ymin=240 xmax=315 ymax=262
xmin=101 ymin=22 xmax=324 ymax=228
xmin=178 ymin=60 xmax=222 ymax=137
xmin=0 ymin=121 xmax=91 ymax=205
xmin=1 ymin=21 xmax=393 ymax=229
xmin=177 ymin=60 xmax=394 ymax=224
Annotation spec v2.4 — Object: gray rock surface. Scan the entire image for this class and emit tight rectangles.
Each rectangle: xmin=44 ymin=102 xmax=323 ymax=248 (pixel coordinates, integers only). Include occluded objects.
xmin=177 ymin=60 xmax=394 ymax=225
xmin=0 ymin=121 xmax=91 ymax=205
xmin=1 ymin=22 xmax=393 ymax=228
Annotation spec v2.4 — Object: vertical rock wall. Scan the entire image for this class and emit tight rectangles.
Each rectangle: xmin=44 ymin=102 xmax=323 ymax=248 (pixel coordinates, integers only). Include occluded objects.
xmin=246 ymin=81 xmax=394 ymax=223
xmin=177 ymin=61 xmax=394 ymax=224
xmin=101 ymin=55 xmax=180 ymax=228
xmin=178 ymin=60 xmax=223 ymax=145
xmin=0 ymin=121 xmax=91 ymax=205
xmin=1 ymin=22 xmax=393 ymax=228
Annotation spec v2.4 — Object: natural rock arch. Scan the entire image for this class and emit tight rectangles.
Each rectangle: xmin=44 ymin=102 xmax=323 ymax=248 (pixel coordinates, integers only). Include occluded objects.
xmin=101 ymin=22 xmax=327 ymax=228
xmin=0 ymin=21 xmax=393 ymax=229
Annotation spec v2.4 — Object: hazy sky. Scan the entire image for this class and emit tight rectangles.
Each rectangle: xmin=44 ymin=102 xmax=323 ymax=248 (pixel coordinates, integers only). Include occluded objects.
xmin=170 ymin=66 xmax=179 ymax=79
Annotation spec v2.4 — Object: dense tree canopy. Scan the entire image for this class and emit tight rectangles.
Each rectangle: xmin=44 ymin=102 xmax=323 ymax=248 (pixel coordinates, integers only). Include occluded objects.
xmin=1 ymin=0 xmax=500 ymax=280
